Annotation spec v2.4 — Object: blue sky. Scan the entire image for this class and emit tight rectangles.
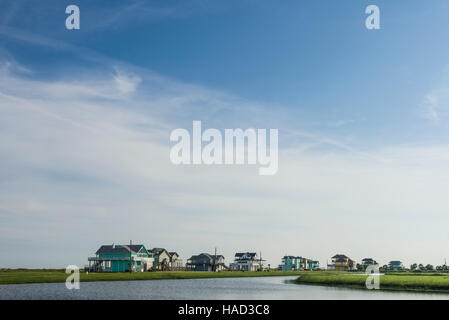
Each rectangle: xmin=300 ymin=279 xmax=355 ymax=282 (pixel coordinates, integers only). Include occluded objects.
xmin=4 ymin=0 xmax=449 ymax=145
xmin=2 ymin=1 xmax=449 ymax=268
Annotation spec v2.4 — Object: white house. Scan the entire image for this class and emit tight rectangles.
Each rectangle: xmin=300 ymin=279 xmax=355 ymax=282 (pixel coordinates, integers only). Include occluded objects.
xmin=230 ymin=252 xmax=264 ymax=271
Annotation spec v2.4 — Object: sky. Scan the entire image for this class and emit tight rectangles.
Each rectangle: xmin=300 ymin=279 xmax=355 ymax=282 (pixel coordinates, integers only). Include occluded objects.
xmin=1 ymin=0 xmax=449 ymax=269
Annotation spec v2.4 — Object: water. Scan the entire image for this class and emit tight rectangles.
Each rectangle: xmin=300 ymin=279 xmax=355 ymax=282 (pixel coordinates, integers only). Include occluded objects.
xmin=0 ymin=276 xmax=448 ymax=300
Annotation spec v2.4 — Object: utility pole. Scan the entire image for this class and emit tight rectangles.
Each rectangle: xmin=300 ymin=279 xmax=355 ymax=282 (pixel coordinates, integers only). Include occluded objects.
xmin=214 ymin=247 xmax=217 ymax=272
xmin=129 ymin=240 xmax=133 ymax=273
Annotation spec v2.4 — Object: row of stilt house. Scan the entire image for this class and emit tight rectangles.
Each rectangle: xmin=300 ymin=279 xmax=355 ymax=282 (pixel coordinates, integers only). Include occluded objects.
xmin=86 ymin=242 xmax=321 ymax=272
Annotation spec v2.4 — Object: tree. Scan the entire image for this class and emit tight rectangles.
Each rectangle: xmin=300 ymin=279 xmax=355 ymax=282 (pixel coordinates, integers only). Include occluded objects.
xmin=410 ymin=263 xmax=417 ymax=271
xmin=425 ymin=264 xmax=434 ymax=271
xmin=348 ymin=260 xmax=355 ymax=271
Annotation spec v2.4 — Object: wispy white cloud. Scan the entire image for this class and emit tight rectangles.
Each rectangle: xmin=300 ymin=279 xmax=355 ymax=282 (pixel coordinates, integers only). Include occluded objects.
xmin=423 ymin=92 xmax=441 ymax=121
xmin=2 ymin=59 xmax=449 ymax=269
xmin=0 ymin=0 xmax=223 ymax=34
xmin=421 ymin=67 xmax=449 ymax=123
xmin=87 ymin=0 xmax=224 ymax=30
xmin=328 ymin=119 xmax=356 ymax=128
xmin=113 ymin=67 xmax=141 ymax=96
xmin=0 ymin=1 xmax=22 ymax=27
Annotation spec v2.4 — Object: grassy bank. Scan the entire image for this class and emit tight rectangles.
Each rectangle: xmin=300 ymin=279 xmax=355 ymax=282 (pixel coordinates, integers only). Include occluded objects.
xmin=0 ymin=270 xmax=305 ymax=285
xmin=294 ymin=272 xmax=449 ymax=292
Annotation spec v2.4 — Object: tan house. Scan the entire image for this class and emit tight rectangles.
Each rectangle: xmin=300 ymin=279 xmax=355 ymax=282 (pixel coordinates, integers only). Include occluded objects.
xmin=169 ymin=252 xmax=183 ymax=269
xmin=328 ymin=254 xmax=355 ymax=271
xmin=152 ymin=248 xmax=171 ymax=270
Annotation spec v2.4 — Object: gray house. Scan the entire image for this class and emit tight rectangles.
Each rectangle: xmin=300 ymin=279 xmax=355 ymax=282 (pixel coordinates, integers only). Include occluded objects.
xmin=186 ymin=253 xmax=226 ymax=271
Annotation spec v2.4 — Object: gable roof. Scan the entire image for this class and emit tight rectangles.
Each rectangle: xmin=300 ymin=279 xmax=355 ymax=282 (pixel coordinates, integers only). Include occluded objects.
xmin=152 ymin=248 xmax=169 ymax=255
xmin=283 ymin=255 xmax=300 ymax=259
xmin=96 ymin=244 xmax=146 ymax=255
xmin=332 ymin=254 xmax=348 ymax=259
xmin=189 ymin=253 xmax=225 ymax=261
xmin=169 ymin=252 xmax=179 ymax=257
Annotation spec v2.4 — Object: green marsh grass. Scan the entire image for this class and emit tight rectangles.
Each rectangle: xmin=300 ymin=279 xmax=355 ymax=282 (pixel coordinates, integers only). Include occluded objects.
xmin=0 ymin=269 xmax=306 ymax=285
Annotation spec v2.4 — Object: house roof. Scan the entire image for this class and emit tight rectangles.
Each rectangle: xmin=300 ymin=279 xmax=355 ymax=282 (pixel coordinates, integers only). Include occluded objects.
xmin=189 ymin=253 xmax=224 ymax=260
xmin=282 ymin=256 xmax=317 ymax=264
xmin=389 ymin=261 xmax=402 ymax=265
xmin=152 ymin=248 xmax=169 ymax=255
xmin=96 ymin=244 xmax=145 ymax=255
xmin=235 ymin=252 xmax=257 ymax=258
xmin=169 ymin=252 xmax=178 ymax=257
xmin=332 ymin=254 xmax=349 ymax=259
xmin=205 ymin=253 xmax=224 ymax=259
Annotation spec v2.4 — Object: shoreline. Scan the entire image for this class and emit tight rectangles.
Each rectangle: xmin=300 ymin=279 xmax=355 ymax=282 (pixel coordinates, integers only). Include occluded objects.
xmin=293 ymin=273 xmax=449 ymax=294
xmin=293 ymin=280 xmax=449 ymax=294
xmin=0 ymin=270 xmax=304 ymax=285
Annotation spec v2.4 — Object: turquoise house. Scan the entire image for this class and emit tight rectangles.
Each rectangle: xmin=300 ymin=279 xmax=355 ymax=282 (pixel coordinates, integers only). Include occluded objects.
xmin=388 ymin=261 xmax=403 ymax=271
xmin=281 ymin=256 xmax=302 ymax=271
xmin=307 ymin=260 xmax=320 ymax=270
xmin=281 ymin=256 xmax=320 ymax=270
xmin=88 ymin=244 xmax=154 ymax=272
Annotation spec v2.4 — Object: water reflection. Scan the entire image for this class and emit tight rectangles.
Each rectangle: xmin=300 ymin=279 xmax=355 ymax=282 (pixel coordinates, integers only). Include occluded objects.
xmin=0 ymin=276 xmax=448 ymax=300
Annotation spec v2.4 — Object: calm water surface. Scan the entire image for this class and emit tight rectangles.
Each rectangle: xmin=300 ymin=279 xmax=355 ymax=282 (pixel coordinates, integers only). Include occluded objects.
xmin=0 ymin=276 xmax=448 ymax=300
